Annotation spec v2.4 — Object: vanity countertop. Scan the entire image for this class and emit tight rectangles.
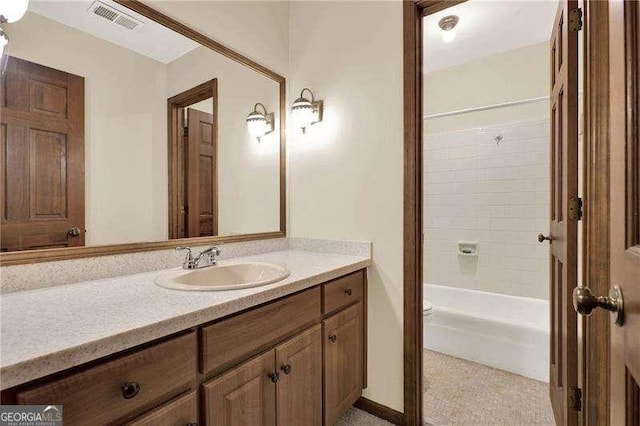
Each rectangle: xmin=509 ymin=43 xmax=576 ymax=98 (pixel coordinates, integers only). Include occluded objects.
xmin=0 ymin=249 xmax=371 ymax=390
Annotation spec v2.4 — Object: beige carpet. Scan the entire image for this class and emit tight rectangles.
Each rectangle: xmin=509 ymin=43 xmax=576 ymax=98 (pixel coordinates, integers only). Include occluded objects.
xmin=424 ymin=350 xmax=555 ymax=425
xmin=336 ymin=407 xmax=392 ymax=425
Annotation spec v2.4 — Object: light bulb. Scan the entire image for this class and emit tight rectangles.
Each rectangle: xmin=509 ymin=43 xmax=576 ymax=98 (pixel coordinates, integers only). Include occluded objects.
xmin=247 ymin=115 xmax=268 ymax=140
xmin=0 ymin=0 xmax=29 ymax=23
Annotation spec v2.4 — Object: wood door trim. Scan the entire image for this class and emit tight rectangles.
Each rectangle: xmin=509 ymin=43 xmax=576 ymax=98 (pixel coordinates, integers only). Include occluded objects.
xmin=583 ymin=1 xmax=612 ymax=423
xmin=403 ymin=2 xmax=468 ymax=424
xmin=0 ymin=0 xmax=287 ymax=265
xmin=168 ymin=79 xmax=219 ymax=239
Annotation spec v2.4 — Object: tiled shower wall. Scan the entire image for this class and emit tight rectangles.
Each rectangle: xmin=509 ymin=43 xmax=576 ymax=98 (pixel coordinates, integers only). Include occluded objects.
xmin=423 ymin=119 xmax=550 ymax=300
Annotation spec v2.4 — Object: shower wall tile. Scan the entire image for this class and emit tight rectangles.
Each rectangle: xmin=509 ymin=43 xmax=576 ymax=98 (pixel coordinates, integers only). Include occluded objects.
xmin=423 ymin=119 xmax=550 ymax=300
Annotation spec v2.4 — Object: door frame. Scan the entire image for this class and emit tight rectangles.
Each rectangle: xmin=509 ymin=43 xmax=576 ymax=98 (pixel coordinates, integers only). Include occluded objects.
xmin=402 ymin=1 xmax=611 ymax=424
xmin=167 ymin=79 xmax=218 ymax=239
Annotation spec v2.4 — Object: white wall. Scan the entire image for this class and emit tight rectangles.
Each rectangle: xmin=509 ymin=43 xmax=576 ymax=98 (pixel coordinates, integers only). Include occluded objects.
xmin=289 ymin=1 xmax=404 ymax=411
xmin=423 ymin=43 xmax=551 ymax=300
xmin=424 ymin=42 xmax=550 ymax=134
xmin=5 ymin=12 xmax=169 ymax=246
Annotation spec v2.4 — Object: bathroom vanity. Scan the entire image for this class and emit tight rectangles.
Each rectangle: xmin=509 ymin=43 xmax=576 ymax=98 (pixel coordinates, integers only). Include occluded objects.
xmin=0 ymin=247 xmax=370 ymax=425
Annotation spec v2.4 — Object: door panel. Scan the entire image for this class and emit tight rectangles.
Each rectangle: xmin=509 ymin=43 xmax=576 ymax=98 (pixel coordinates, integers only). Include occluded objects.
xmin=548 ymin=1 xmax=580 ymax=424
xmin=202 ymin=350 xmax=276 ymax=426
xmin=275 ymin=324 xmax=322 ymax=426
xmin=0 ymin=56 xmax=84 ymax=251
xmin=185 ymin=108 xmax=217 ymax=237
xmin=610 ymin=1 xmax=640 ymax=423
xmin=323 ymin=303 xmax=364 ymax=425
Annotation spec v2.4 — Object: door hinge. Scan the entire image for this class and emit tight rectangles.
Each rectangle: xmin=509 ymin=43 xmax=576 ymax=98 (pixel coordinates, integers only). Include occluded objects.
xmin=569 ymin=387 xmax=582 ymax=411
xmin=569 ymin=197 xmax=583 ymax=221
xmin=569 ymin=8 xmax=583 ymax=31
xmin=183 ymin=126 xmax=189 ymax=137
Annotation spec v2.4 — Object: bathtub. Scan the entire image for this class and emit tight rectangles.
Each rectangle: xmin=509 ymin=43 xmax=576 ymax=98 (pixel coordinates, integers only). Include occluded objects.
xmin=423 ymin=283 xmax=549 ymax=382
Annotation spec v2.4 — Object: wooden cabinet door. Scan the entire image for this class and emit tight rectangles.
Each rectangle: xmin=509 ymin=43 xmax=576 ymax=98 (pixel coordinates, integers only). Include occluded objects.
xmin=323 ymin=303 xmax=364 ymax=425
xmin=185 ymin=107 xmax=217 ymax=237
xmin=275 ymin=324 xmax=322 ymax=426
xmin=126 ymin=391 xmax=198 ymax=426
xmin=0 ymin=56 xmax=85 ymax=251
xmin=609 ymin=1 xmax=640 ymax=423
xmin=202 ymin=350 xmax=276 ymax=426
xmin=547 ymin=1 xmax=580 ymax=424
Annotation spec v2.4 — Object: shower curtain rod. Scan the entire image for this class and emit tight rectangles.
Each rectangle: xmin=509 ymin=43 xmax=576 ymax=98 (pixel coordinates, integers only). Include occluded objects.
xmin=423 ymin=95 xmax=549 ymax=120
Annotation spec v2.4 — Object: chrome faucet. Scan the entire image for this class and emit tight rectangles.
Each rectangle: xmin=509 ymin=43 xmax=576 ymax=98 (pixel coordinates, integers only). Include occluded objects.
xmin=175 ymin=246 xmax=221 ymax=269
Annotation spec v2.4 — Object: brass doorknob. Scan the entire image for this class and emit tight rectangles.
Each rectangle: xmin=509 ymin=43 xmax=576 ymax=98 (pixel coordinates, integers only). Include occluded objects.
xmin=573 ymin=285 xmax=624 ymax=326
xmin=68 ymin=227 xmax=81 ymax=237
xmin=538 ymin=233 xmax=553 ymax=243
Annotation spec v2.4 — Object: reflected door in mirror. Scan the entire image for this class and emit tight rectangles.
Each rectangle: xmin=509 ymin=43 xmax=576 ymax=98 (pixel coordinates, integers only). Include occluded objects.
xmin=0 ymin=56 xmax=85 ymax=252
xmin=186 ymin=107 xmax=217 ymax=237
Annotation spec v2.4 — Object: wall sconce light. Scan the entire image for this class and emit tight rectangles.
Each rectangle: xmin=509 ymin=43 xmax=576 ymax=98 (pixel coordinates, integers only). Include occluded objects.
xmin=0 ymin=0 xmax=29 ymax=24
xmin=0 ymin=30 xmax=8 ymax=57
xmin=246 ymin=102 xmax=274 ymax=142
xmin=291 ymin=88 xmax=323 ymax=134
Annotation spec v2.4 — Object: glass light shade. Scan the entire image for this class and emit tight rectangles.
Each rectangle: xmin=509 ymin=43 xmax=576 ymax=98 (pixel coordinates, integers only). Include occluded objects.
xmin=291 ymin=99 xmax=314 ymax=132
xmin=0 ymin=0 xmax=29 ymax=23
xmin=246 ymin=112 xmax=268 ymax=139
xmin=442 ymin=30 xmax=456 ymax=43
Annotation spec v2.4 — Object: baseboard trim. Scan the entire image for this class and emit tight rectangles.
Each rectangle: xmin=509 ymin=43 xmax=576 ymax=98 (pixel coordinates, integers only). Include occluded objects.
xmin=354 ymin=396 xmax=405 ymax=425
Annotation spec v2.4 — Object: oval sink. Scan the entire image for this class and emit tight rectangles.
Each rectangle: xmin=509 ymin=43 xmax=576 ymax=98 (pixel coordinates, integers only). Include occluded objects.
xmin=155 ymin=262 xmax=290 ymax=291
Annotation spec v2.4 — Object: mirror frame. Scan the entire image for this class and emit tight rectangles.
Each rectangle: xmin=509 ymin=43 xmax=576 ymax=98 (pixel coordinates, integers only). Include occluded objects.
xmin=0 ymin=0 xmax=286 ymax=266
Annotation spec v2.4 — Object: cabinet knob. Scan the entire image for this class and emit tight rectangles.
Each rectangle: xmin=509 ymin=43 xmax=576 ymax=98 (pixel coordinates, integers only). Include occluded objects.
xmin=280 ymin=364 xmax=292 ymax=375
xmin=328 ymin=334 xmax=337 ymax=343
xmin=121 ymin=381 xmax=140 ymax=399
xmin=344 ymin=288 xmax=352 ymax=296
xmin=268 ymin=372 xmax=279 ymax=383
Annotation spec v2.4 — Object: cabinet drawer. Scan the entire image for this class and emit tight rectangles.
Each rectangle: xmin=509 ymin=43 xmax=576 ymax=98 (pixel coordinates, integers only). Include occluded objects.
xmin=126 ymin=390 xmax=198 ymax=426
xmin=200 ymin=287 xmax=321 ymax=375
xmin=16 ymin=332 xmax=197 ymax=425
xmin=322 ymin=270 xmax=364 ymax=314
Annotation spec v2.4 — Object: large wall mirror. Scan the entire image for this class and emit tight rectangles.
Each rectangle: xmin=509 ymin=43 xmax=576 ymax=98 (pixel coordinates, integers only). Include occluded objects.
xmin=0 ymin=0 xmax=285 ymax=263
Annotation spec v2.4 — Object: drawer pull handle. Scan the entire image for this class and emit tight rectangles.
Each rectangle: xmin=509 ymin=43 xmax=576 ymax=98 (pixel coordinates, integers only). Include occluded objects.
xmin=268 ymin=372 xmax=279 ymax=383
xmin=329 ymin=334 xmax=337 ymax=343
xmin=344 ymin=288 xmax=353 ymax=296
xmin=186 ymin=423 xmax=198 ymax=426
xmin=121 ymin=381 xmax=141 ymax=399
xmin=280 ymin=364 xmax=292 ymax=375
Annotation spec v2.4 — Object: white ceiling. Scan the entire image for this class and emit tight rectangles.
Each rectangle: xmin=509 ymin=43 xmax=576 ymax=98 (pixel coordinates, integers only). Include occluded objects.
xmin=423 ymin=0 xmax=559 ymax=72
xmin=29 ymin=0 xmax=199 ymax=64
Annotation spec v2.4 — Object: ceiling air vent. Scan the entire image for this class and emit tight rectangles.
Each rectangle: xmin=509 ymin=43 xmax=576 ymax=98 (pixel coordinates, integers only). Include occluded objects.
xmin=88 ymin=1 xmax=143 ymax=31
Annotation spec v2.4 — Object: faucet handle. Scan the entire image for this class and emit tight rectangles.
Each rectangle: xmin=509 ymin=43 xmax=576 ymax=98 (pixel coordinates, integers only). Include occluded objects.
xmin=175 ymin=246 xmax=194 ymax=263
xmin=211 ymin=246 xmax=221 ymax=256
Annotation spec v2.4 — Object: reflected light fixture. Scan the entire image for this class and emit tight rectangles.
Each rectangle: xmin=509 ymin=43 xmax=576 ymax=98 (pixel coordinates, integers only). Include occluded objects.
xmin=438 ymin=15 xmax=459 ymax=43
xmin=291 ymin=88 xmax=323 ymax=134
xmin=0 ymin=29 xmax=7 ymax=57
xmin=0 ymin=0 xmax=29 ymax=24
xmin=246 ymin=102 xmax=274 ymax=142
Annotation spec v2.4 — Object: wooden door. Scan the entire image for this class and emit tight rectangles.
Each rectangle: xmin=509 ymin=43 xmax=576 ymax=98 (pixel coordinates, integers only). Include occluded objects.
xmin=275 ymin=324 xmax=322 ymax=426
xmin=185 ymin=108 xmax=217 ymax=237
xmin=547 ymin=1 xmax=580 ymax=424
xmin=323 ymin=303 xmax=364 ymax=425
xmin=610 ymin=1 xmax=640 ymax=423
xmin=0 ymin=56 xmax=84 ymax=251
xmin=202 ymin=350 xmax=276 ymax=426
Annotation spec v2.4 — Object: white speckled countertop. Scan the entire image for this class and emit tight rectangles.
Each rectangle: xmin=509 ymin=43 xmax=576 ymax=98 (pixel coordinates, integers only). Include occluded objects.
xmin=0 ymin=248 xmax=371 ymax=390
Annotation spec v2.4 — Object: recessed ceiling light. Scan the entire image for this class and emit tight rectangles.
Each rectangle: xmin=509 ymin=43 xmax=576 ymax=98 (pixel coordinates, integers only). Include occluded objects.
xmin=438 ymin=15 xmax=459 ymax=43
